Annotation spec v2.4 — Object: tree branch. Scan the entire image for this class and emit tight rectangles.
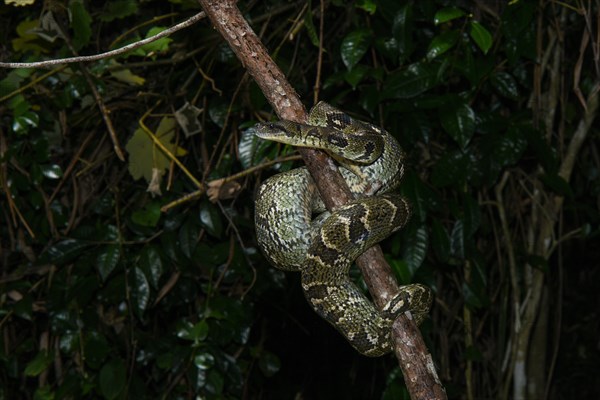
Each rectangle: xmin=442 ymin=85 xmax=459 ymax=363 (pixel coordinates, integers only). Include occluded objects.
xmin=196 ymin=1 xmax=445 ymax=398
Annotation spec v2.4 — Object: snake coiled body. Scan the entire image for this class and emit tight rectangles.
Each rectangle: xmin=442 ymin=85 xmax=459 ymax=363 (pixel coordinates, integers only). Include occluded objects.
xmin=254 ymin=102 xmax=431 ymax=357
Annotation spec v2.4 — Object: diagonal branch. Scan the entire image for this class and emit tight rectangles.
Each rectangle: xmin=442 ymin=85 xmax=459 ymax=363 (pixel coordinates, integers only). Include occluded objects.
xmin=196 ymin=1 xmax=445 ymax=398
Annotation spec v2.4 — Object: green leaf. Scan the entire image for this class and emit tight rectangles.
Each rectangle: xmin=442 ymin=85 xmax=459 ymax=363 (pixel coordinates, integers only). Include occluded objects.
xmin=179 ymin=219 xmax=199 ymax=259
xmin=440 ymin=102 xmax=476 ymax=149
xmin=131 ymin=202 xmax=161 ymax=227
xmin=490 ymin=71 xmax=519 ymax=100
xmin=139 ymin=27 xmax=172 ymax=56
xmin=402 ymin=225 xmax=428 ymax=278
xmin=450 ymin=220 xmax=464 ymax=259
xmin=24 ymin=351 xmax=53 ymax=377
xmin=40 ymin=164 xmax=63 ymax=179
xmin=303 ymin=6 xmax=320 ymax=47
xmin=431 ymin=220 xmax=451 ymax=262
xmin=344 ymin=64 xmax=369 ymax=89
xmin=99 ymin=359 xmax=126 ymax=400
xmin=199 ymin=200 xmax=223 ymax=238
xmin=431 ymin=150 xmax=470 ymax=188
xmin=131 ymin=267 xmax=150 ymax=315
xmin=381 ymin=62 xmax=439 ymax=99
xmin=100 ymin=0 xmax=139 ymax=22
xmin=392 ymin=4 xmax=414 ymax=63
xmin=491 ymin=125 xmax=528 ymax=167
xmin=469 ymin=21 xmax=493 ymax=54
xmin=462 ymin=194 xmax=481 ymax=237
xmin=427 ymin=30 xmax=459 ymax=60
xmin=69 ymin=0 xmax=92 ymax=51
xmin=177 ymin=320 xmax=209 ymax=342
xmin=340 ymin=28 xmax=371 ymax=70
xmin=139 ymin=245 xmax=163 ymax=288
xmin=194 ymin=353 xmax=215 ymax=370
xmin=14 ymin=293 xmax=33 ymax=321
xmin=434 ymin=7 xmax=466 ymax=25
xmin=84 ymin=332 xmax=110 ymax=369
xmin=44 ymin=239 xmax=89 ymax=264
xmin=356 ymin=0 xmax=376 ymax=14
xmin=33 ymin=386 xmax=54 ymax=400
xmin=258 ymin=351 xmax=281 ymax=377
xmin=97 ymin=244 xmax=121 ymax=282
xmin=540 ymin=173 xmax=574 ymax=199
xmin=12 ymin=111 xmax=39 ymax=134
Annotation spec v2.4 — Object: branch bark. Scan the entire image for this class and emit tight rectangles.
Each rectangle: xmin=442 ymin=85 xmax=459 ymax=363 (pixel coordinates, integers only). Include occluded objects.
xmin=196 ymin=1 xmax=445 ymax=398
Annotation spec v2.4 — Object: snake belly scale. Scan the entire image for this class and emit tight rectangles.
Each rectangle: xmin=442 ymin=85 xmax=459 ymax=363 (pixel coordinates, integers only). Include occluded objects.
xmin=254 ymin=102 xmax=431 ymax=357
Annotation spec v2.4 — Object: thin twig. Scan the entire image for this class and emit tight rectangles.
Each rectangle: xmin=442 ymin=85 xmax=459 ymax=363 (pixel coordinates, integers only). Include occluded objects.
xmin=0 ymin=12 xmax=206 ymax=69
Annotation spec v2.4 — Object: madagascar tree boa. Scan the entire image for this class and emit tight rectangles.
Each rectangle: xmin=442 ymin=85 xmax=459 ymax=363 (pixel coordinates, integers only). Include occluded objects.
xmin=254 ymin=102 xmax=432 ymax=356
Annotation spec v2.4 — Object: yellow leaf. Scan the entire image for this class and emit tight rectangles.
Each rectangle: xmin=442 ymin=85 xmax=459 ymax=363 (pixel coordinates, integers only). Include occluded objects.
xmin=110 ymin=69 xmax=146 ymax=86
xmin=6 ymin=0 xmax=36 ymax=6
xmin=126 ymin=117 xmax=186 ymax=183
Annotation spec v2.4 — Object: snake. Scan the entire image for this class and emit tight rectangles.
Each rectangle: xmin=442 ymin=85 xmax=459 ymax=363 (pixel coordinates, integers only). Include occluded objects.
xmin=253 ymin=102 xmax=431 ymax=357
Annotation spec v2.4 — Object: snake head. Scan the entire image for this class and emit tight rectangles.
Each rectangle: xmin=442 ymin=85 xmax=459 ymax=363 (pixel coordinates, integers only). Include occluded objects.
xmin=253 ymin=121 xmax=298 ymax=141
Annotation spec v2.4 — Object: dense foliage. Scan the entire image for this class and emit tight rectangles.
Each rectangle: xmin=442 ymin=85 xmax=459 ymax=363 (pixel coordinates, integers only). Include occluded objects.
xmin=0 ymin=0 xmax=598 ymax=399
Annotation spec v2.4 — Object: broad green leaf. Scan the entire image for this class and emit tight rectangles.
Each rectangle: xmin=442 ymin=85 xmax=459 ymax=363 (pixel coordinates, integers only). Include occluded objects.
xmin=344 ymin=64 xmax=369 ymax=89
xmin=139 ymin=27 xmax=172 ymax=56
xmin=12 ymin=19 xmax=48 ymax=54
xmin=462 ymin=282 xmax=483 ymax=308
xmin=205 ymin=369 xmax=224 ymax=395
xmin=450 ymin=220 xmax=464 ymax=259
xmin=392 ymin=4 xmax=414 ymax=63
xmin=33 ymin=386 xmax=54 ymax=400
xmin=258 ymin=351 xmax=281 ymax=377
xmin=462 ymin=194 xmax=481 ymax=237
xmin=356 ymin=0 xmax=376 ymax=14
xmin=24 ymin=351 xmax=53 ymax=376
xmin=99 ymin=0 xmax=139 ymax=22
xmin=434 ymin=7 xmax=466 ymax=25
xmin=431 ymin=220 xmax=450 ymax=262
xmin=490 ymin=71 xmax=519 ymax=99
xmin=12 ymin=111 xmax=39 ymax=134
xmin=469 ymin=21 xmax=493 ymax=54
xmin=97 ymin=244 xmax=121 ymax=282
xmin=131 ymin=267 xmax=150 ymax=315
xmin=139 ymin=245 xmax=163 ymax=288
xmin=427 ymin=30 xmax=459 ymax=60
xmin=83 ymin=332 xmax=110 ymax=369
xmin=381 ymin=62 xmax=439 ymax=99
xmin=99 ymin=359 xmax=126 ymax=400
xmin=431 ymin=150 xmax=470 ymax=188
xmin=40 ymin=164 xmax=62 ymax=179
xmin=194 ymin=353 xmax=215 ymax=370
xmin=303 ymin=6 xmax=320 ymax=47
xmin=340 ymin=28 xmax=371 ymax=70
xmin=490 ymin=125 xmax=527 ymax=167
xmin=131 ymin=202 xmax=161 ymax=227
xmin=177 ymin=320 xmax=209 ymax=342
xmin=540 ymin=173 xmax=574 ymax=199
xmin=179 ymin=219 xmax=199 ymax=259
xmin=199 ymin=200 xmax=223 ymax=238
xmin=239 ymin=127 xmax=269 ymax=169
xmin=14 ymin=293 xmax=33 ymax=320
xmin=440 ymin=102 xmax=476 ymax=149
xmin=69 ymin=0 xmax=92 ymax=51
xmin=44 ymin=239 xmax=89 ymax=264
xmin=402 ymin=225 xmax=428 ymax=278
